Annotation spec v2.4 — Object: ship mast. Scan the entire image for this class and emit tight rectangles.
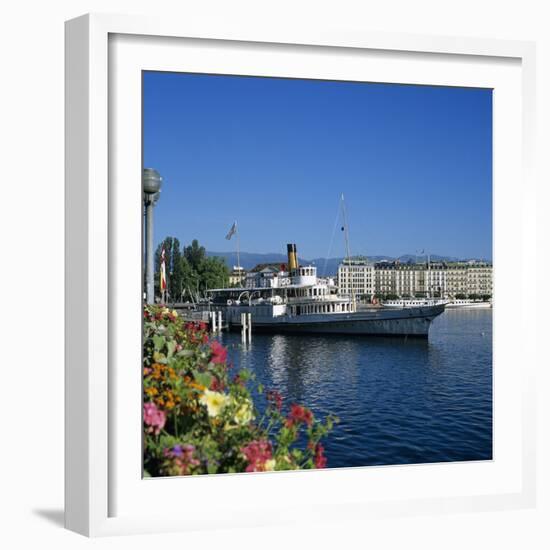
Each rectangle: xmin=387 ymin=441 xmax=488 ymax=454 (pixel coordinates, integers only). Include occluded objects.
xmin=427 ymin=252 xmax=431 ymax=299
xmin=340 ymin=194 xmax=356 ymax=310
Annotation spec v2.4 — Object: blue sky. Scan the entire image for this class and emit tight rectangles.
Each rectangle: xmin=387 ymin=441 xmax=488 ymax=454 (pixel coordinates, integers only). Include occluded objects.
xmin=143 ymin=72 xmax=492 ymax=260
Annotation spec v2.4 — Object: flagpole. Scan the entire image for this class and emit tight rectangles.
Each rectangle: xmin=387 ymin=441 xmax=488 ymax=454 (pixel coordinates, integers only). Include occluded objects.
xmin=236 ymin=222 xmax=241 ymax=272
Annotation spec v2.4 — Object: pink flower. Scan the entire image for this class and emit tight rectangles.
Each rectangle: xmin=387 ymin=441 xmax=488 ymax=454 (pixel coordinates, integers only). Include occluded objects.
xmin=209 ymin=340 xmax=227 ymax=365
xmin=241 ymin=440 xmax=273 ymax=472
xmin=143 ymin=402 xmax=166 ymax=435
xmin=163 ymin=444 xmax=200 ymax=475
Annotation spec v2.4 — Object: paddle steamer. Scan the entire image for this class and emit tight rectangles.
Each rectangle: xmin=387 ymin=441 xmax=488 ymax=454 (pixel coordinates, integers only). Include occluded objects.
xmin=205 ymin=244 xmax=445 ymax=337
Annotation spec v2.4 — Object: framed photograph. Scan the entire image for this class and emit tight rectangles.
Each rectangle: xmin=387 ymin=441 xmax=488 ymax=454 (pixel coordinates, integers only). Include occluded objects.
xmin=65 ymin=13 xmax=537 ymax=536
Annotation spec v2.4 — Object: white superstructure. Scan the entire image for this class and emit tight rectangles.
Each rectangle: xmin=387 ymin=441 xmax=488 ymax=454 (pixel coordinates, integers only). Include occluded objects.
xmin=205 ymin=243 xmax=445 ymax=337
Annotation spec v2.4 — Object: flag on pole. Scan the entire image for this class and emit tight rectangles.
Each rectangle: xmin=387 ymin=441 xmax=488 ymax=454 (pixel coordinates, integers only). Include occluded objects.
xmin=225 ymin=221 xmax=237 ymax=240
xmin=160 ymin=247 xmax=167 ymax=292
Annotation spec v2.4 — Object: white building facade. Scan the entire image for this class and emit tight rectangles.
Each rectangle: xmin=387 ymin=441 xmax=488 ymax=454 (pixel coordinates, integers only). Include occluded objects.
xmin=228 ymin=266 xmax=247 ymax=287
xmin=337 ymin=257 xmax=375 ymax=299
xmin=339 ymin=259 xmax=492 ymax=299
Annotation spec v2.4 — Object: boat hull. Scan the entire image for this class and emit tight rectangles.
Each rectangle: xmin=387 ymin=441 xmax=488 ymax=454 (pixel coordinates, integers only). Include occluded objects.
xmin=227 ymin=304 xmax=445 ymax=337
xmin=445 ymin=302 xmax=491 ymax=309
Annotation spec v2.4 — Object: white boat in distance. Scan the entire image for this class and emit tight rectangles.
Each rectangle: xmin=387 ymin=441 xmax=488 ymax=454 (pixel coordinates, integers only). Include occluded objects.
xmin=382 ymin=298 xmax=448 ymax=308
xmin=445 ymin=299 xmax=492 ymax=309
xmin=205 ymin=243 xmax=445 ymax=338
xmin=382 ymin=298 xmax=491 ymax=309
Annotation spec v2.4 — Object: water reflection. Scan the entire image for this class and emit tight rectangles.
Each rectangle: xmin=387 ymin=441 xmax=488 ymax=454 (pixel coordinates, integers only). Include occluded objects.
xmin=221 ymin=309 xmax=493 ymax=468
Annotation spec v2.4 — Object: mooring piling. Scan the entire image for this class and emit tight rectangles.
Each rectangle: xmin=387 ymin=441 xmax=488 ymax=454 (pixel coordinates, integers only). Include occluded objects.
xmin=241 ymin=312 xmax=252 ymax=344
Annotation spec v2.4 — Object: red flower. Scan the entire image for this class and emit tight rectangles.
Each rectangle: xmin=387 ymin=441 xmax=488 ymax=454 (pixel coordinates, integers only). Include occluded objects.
xmin=314 ymin=443 xmax=327 ymax=469
xmin=267 ymin=390 xmax=283 ymax=411
xmin=286 ymin=404 xmax=313 ymax=428
xmin=209 ymin=340 xmax=227 ymax=364
xmin=210 ymin=377 xmax=225 ymax=392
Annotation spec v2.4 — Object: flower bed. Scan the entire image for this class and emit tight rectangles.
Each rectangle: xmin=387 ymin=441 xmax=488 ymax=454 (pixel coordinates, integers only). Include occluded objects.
xmin=143 ymin=305 xmax=337 ymax=476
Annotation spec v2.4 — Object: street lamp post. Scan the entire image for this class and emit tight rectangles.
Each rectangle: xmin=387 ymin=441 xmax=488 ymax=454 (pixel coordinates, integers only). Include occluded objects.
xmin=143 ymin=168 xmax=162 ymax=304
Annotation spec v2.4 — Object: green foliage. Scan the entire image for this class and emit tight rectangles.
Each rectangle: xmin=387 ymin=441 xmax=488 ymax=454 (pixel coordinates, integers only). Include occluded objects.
xmin=154 ymin=237 xmax=230 ymax=300
xmin=183 ymin=239 xmax=206 ymax=271
xmin=197 ymin=256 xmax=230 ymax=291
xmin=143 ymin=306 xmax=337 ymax=476
xmin=169 ymin=238 xmax=183 ymax=299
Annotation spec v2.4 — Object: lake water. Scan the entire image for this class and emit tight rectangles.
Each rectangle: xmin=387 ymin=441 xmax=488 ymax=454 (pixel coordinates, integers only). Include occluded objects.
xmin=217 ymin=308 xmax=493 ymax=469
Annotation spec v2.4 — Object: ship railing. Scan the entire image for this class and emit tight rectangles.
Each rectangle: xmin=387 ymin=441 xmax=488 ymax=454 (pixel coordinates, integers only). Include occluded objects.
xmin=286 ymin=295 xmax=351 ymax=304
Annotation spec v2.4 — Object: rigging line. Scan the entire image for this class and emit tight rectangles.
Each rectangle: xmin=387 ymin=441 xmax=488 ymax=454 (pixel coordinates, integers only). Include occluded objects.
xmin=322 ymin=197 xmax=342 ymax=277
xmin=341 ymin=193 xmax=356 ymax=310
xmin=341 ymin=193 xmax=352 ymax=263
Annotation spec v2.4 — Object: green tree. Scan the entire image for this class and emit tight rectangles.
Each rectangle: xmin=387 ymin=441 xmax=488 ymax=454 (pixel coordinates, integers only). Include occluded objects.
xmin=154 ymin=237 xmax=185 ymax=301
xmin=184 ymin=239 xmax=206 ymax=271
xmin=180 ymin=256 xmax=200 ymax=299
xmin=155 ymin=237 xmax=230 ymax=300
xmin=197 ymin=256 xmax=230 ymax=291
xmin=170 ymin=238 xmax=183 ymax=301
xmin=154 ymin=237 xmax=173 ymax=299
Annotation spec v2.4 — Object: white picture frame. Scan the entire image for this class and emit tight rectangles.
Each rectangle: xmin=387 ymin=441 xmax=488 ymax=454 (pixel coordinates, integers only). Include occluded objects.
xmin=65 ymin=13 xmax=537 ymax=537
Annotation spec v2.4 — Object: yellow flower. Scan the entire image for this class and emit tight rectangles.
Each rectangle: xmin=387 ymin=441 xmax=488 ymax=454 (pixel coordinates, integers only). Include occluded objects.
xmin=199 ymin=390 xmax=229 ymax=418
xmin=264 ymin=459 xmax=276 ymax=471
xmin=153 ymin=351 xmax=166 ymax=364
xmin=233 ymin=401 xmax=254 ymax=426
xmin=171 ymin=309 xmax=178 ymax=317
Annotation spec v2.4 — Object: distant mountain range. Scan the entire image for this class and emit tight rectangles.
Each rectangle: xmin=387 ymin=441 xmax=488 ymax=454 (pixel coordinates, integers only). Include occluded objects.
xmin=206 ymin=251 xmax=489 ymax=276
